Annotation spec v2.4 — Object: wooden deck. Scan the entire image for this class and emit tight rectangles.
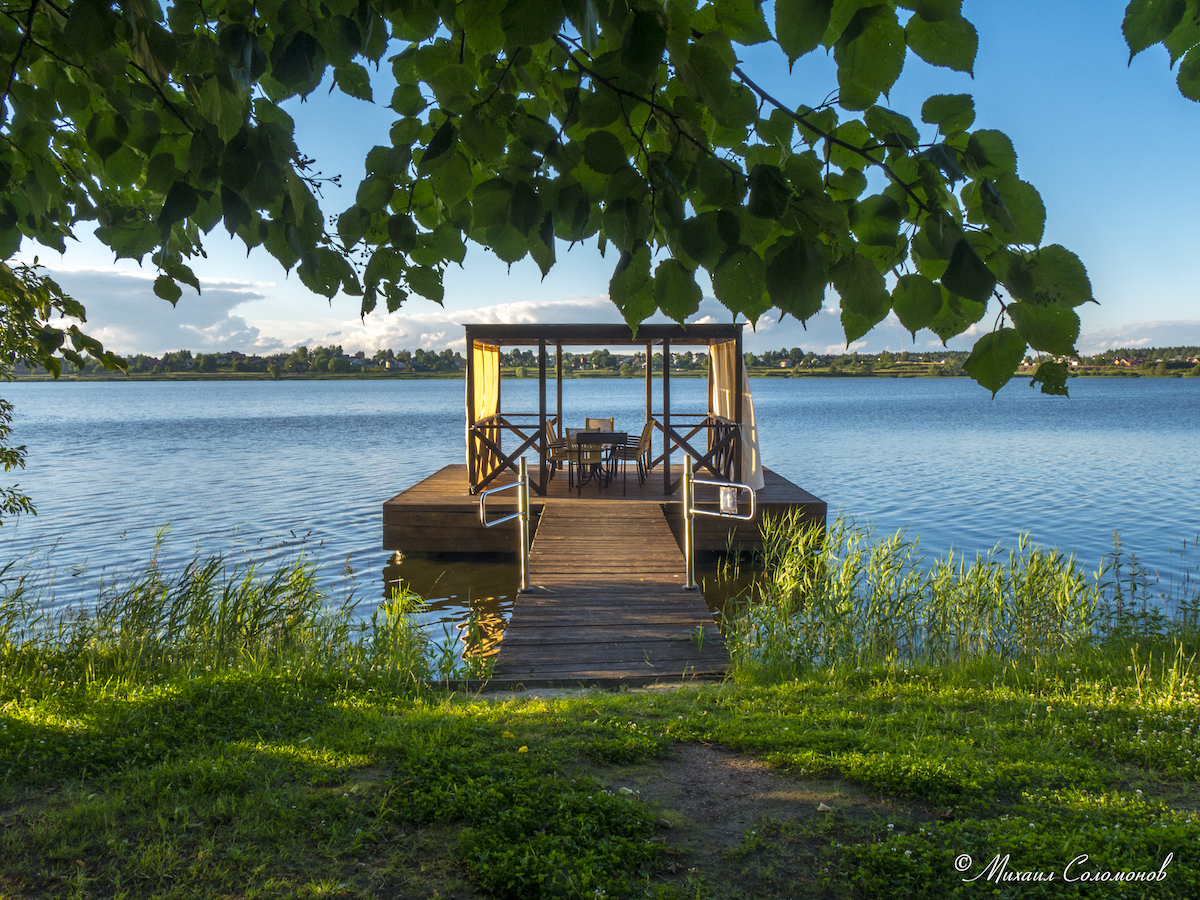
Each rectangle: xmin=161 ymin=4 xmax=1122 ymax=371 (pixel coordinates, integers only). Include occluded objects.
xmin=382 ymin=464 xmax=826 ymax=555
xmin=382 ymin=463 xmax=825 ymax=689
xmin=488 ymin=502 xmax=727 ymax=688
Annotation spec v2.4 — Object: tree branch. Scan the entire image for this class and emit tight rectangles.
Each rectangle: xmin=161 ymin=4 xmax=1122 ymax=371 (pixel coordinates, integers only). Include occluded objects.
xmin=730 ymin=64 xmax=931 ymax=216
xmin=2 ymin=0 xmax=41 ymax=111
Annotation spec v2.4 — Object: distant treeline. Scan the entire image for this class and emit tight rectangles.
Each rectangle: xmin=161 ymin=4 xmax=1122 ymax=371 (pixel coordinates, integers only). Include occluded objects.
xmin=14 ymin=344 xmax=1200 ymax=379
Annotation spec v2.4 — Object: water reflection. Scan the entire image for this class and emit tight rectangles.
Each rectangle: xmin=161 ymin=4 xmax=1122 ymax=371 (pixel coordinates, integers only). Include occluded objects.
xmin=381 ymin=552 xmax=516 ymax=663
xmin=379 ymin=549 xmax=759 ymax=665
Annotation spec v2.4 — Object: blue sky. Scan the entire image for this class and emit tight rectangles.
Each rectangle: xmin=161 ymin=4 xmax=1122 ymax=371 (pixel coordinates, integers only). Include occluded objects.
xmin=35 ymin=0 xmax=1200 ymax=356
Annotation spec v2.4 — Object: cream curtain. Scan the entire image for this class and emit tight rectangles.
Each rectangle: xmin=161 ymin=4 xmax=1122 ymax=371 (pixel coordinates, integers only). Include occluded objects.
xmin=709 ymin=340 xmax=764 ymax=489
xmin=469 ymin=341 xmax=500 ymax=476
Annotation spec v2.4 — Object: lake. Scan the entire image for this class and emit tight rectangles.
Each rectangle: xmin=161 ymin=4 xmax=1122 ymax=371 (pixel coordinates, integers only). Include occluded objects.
xmin=3 ymin=375 xmax=1197 ymax=646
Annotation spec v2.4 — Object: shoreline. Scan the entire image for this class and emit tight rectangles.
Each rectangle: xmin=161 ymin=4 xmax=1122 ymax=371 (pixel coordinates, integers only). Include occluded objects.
xmin=8 ymin=368 xmax=1193 ymax=383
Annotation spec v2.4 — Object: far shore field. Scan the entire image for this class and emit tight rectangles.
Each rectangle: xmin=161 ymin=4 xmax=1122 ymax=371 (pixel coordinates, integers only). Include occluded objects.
xmin=10 ymin=364 xmax=1196 ymax=383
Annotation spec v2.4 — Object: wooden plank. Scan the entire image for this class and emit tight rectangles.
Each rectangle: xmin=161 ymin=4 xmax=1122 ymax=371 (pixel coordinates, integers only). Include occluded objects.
xmin=487 ymin=501 xmax=730 ymax=686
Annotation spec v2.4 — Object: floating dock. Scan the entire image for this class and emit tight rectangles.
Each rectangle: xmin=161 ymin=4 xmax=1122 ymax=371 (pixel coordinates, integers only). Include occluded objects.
xmin=382 ymin=464 xmax=826 ymax=688
xmin=491 ymin=501 xmax=726 ymax=687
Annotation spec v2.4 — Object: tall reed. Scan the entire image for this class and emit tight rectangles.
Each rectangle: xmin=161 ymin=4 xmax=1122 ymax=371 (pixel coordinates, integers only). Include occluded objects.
xmin=0 ymin=539 xmax=435 ymax=700
xmin=722 ymin=511 xmax=1196 ymax=683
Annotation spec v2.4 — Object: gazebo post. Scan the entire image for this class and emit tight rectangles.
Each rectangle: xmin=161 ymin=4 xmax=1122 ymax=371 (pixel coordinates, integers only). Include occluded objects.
xmin=734 ymin=327 xmax=743 ymax=482
xmin=663 ymin=339 xmax=671 ymax=495
xmin=644 ymin=342 xmax=651 ymax=425
xmin=466 ymin=332 xmax=476 ymax=494
xmin=538 ymin=340 xmax=548 ymax=493
xmin=556 ymin=343 xmax=563 ymax=439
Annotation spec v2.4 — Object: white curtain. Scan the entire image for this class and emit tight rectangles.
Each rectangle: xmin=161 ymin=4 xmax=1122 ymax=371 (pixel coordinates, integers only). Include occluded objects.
xmin=709 ymin=340 xmax=764 ymax=489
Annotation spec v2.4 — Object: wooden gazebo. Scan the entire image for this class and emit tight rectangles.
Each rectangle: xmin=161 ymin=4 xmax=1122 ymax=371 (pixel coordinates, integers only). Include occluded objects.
xmin=464 ymin=323 xmax=758 ymax=497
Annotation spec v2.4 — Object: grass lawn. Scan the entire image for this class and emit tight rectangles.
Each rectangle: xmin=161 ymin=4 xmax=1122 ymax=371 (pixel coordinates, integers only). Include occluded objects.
xmin=2 ymin=657 xmax=1197 ymax=899
xmin=2 ymin=522 xmax=1197 ymax=898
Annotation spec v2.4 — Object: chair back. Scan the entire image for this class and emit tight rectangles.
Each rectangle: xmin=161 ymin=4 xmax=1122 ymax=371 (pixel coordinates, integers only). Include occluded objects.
xmin=637 ymin=420 xmax=654 ymax=454
xmin=586 ymin=417 xmax=614 ymax=431
xmin=568 ymin=431 xmax=602 ymax=463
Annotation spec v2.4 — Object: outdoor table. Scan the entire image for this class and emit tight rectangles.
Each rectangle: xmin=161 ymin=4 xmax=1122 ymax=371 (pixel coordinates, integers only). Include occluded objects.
xmin=572 ymin=431 xmax=626 ymax=495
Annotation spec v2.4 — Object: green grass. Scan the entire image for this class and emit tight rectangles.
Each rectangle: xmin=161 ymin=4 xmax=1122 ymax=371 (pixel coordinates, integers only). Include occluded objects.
xmin=2 ymin=530 xmax=1199 ymax=898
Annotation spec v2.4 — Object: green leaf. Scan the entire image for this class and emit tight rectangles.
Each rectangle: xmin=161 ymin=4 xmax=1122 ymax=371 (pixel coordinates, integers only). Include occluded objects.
xmin=408 ymin=265 xmax=445 ymax=303
xmin=833 ymin=6 xmax=905 ymax=110
xmin=765 ymin=234 xmax=827 ymax=323
xmin=841 ymin=306 xmax=887 ymax=343
xmin=62 ymin=0 xmax=117 ymax=59
xmin=508 ymin=180 xmax=542 ymax=235
xmin=714 ymin=247 xmax=769 ymax=319
xmin=962 ymin=328 xmax=1026 ymax=396
xmin=965 ymin=129 xmax=1017 ymax=178
xmin=747 ymin=165 xmax=791 ymax=219
xmin=84 ymin=111 xmax=129 ymax=161
xmin=158 ymin=181 xmax=199 ymax=230
xmin=338 ymin=206 xmax=371 ymax=250
xmin=929 ymin=291 xmax=985 ymax=342
xmin=776 ymin=0 xmax=834 ymax=64
xmin=1123 ymin=0 xmax=1187 ymax=59
xmin=911 ymin=1 xmax=964 ymax=23
xmin=528 ymin=213 xmax=556 ymax=278
xmin=391 ymin=83 xmax=427 ymax=117
xmin=1010 ymin=245 xmax=1093 ymax=308
xmin=991 ymin=174 xmax=1045 ymax=245
xmin=892 ymin=273 xmax=943 ymax=336
xmin=1008 ymin=301 xmax=1080 ymax=356
xmin=418 ymin=118 xmax=457 ymax=174
xmin=153 ymin=275 xmax=182 ymax=305
xmin=356 ymin=176 xmax=394 ymax=213
xmin=269 ymin=32 xmax=322 ymax=97
xmin=610 ymin=245 xmax=655 ymax=330
xmin=1029 ymin=360 xmax=1069 ymax=396
xmin=941 ymin=238 xmax=995 ymax=304
xmin=654 ymin=259 xmax=702 ymax=322
xmin=500 ymin=0 xmax=566 ymax=48
xmin=716 ymin=0 xmax=773 ymax=45
xmin=831 ymin=253 xmax=888 ymax=320
xmin=433 ymin=223 xmax=467 ymax=264
xmin=905 ymin=11 xmax=978 ymax=73
xmin=1178 ymin=45 xmax=1200 ymax=99
xmin=863 ymin=106 xmax=920 ymax=150
xmin=583 ymin=131 xmax=629 ymax=174
xmin=220 ymin=186 xmax=253 ymax=237
xmin=430 ymin=151 xmax=472 ymax=208
xmin=679 ymin=213 xmax=722 ymax=269
xmin=849 ymin=193 xmax=903 ymax=246
xmin=921 ymin=93 xmax=975 ymax=132
xmin=621 ymin=11 xmax=667 ymax=79
xmin=1164 ymin=0 xmax=1200 ymax=63
xmin=334 ymin=64 xmax=373 ymax=102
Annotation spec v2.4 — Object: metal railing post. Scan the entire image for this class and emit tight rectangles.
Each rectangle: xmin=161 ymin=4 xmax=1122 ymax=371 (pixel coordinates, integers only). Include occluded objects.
xmin=683 ymin=461 xmax=757 ymax=592
xmin=683 ymin=456 xmax=697 ymax=590
xmin=478 ymin=456 xmax=532 ymax=593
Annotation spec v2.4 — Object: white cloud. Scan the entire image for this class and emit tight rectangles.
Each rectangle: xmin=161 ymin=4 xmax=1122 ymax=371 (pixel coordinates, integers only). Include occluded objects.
xmin=1077 ymin=320 xmax=1200 ymax=354
xmin=45 ymin=267 xmax=284 ymax=356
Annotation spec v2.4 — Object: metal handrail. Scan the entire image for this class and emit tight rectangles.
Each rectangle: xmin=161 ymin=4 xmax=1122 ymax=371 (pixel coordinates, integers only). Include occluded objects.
xmin=682 ymin=456 xmax=756 ymax=590
xmin=479 ymin=457 xmax=530 ymax=591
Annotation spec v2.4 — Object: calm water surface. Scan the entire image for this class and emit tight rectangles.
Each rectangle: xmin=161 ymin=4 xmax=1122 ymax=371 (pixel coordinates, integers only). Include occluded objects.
xmin=3 ymin=376 xmax=1197 ymax=642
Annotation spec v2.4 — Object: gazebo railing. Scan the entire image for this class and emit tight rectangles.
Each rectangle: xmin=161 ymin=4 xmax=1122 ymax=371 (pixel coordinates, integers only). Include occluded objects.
xmin=470 ymin=411 xmax=737 ymax=495
xmin=469 ymin=414 xmax=557 ymax=495
xmin=648 ymin=414 xmax=740 ymax=486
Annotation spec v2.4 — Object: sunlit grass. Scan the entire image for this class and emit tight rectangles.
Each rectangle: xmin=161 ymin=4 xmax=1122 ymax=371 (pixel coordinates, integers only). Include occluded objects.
xmin=2 ymin=529 xmax=1200 ymax=897
xmin=0 ymin=535 xmax=435 ymax=703
xmin=723 ymin=512 xmax=1200 ymax=684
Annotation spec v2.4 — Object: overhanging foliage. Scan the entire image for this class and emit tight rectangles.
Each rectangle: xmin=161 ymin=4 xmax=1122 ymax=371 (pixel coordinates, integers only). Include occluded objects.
xmin=0 ymin=0 xmax=1131 ymax=397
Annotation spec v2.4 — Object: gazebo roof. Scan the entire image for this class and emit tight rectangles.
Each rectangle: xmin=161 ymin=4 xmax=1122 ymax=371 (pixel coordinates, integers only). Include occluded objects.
xmin=462 ymin=322 xmax=742 ymax=347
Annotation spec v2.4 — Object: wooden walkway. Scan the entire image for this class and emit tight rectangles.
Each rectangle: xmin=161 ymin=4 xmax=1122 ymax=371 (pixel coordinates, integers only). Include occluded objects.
xmin=488 ymin=501 xmax=728 ymax=688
